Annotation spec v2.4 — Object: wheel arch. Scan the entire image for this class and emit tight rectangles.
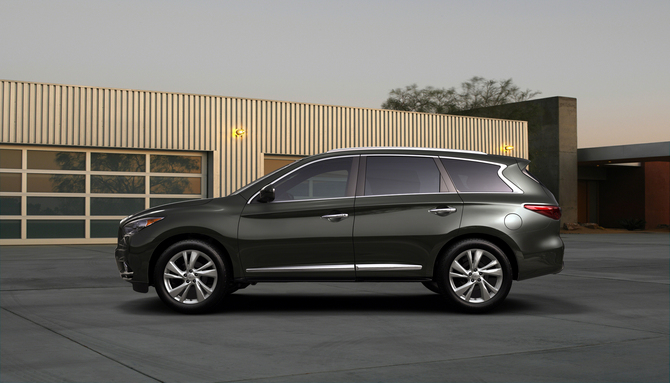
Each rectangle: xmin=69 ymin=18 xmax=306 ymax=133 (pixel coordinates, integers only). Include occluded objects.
xmin=148 ymin=233 xmax=237 ymax=287
xmin=435 ymin=230 xmax=520 ymax=280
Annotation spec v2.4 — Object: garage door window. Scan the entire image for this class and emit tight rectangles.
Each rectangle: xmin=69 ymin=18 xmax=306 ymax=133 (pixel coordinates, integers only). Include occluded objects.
xmin=0 ymin=146 xmax=206 ymax=242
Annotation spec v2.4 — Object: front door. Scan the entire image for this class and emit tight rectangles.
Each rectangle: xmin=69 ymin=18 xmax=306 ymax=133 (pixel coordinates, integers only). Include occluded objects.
xmin=238 ymin=156 xmax=359 ymax=280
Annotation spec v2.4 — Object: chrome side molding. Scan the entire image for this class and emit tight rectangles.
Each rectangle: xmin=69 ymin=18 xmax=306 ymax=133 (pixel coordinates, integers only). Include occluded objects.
xmin=245 ymin=264 xmax=422 ymax=273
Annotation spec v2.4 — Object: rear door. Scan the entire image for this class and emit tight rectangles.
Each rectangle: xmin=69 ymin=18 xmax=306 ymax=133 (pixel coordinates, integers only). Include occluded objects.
xmin=353 ymin=155 xmax=463 ymax=279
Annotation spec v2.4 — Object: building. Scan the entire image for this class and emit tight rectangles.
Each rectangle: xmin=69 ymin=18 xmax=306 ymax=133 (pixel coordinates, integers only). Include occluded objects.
xmin=578 ymin=142 xmax=670 ymax=229
xmin=0 ymin=80 xmax=528 ymax=244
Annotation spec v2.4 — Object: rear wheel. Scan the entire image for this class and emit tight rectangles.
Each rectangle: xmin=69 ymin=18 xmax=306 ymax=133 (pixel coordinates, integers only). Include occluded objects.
xmin=154 ymin=240 xmax=230 ymax=314
xmin=437 ymin=239 xmax=512 ymax=313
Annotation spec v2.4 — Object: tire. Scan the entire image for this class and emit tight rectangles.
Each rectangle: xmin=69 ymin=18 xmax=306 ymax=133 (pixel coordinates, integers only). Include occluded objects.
xmin=154 ymin=240 xmax=231 ymax=314
xmin=436 ymin=239 xmax=513 ymax=313
xmin=421 ymin=281 xmax=441 ymax=294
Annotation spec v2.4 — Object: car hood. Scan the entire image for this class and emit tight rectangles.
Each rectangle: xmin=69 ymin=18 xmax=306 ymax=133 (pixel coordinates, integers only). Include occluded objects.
xmin=120 ymin=198 xmax=214 ymax=226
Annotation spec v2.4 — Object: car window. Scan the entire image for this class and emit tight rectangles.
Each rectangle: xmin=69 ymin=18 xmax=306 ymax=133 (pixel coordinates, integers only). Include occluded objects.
xmin=273 ymin=157 xmax=354 ymax=201
xmin=364 ymin=156 xmax=440 ymax=196
xmin=441 ymin=158 xmax=512 ymax=192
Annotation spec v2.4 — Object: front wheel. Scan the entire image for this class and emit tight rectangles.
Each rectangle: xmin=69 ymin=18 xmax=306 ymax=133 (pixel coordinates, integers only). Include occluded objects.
xmin=154 ymin=240 xmax=230 ymax=314
xmin=437 ymin=239 xmax=513 ymax=313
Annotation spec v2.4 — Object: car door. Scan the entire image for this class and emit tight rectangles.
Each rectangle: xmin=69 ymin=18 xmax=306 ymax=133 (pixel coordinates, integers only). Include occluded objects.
xmin=238 ymin=156 xmax=359 ymax=280
xmin=353 ymin=155 xmax=463 ymax=279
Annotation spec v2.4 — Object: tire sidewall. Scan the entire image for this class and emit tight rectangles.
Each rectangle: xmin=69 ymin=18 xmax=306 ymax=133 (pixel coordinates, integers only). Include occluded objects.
xmin=437 ymin=239 xmax=513 ymax=313
xmin=154 ymin=240 xmax=228 ymax=314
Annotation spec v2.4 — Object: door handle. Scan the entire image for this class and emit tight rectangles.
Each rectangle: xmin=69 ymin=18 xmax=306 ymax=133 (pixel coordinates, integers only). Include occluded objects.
xmin=429 ymin=207 xmax=457 ymax=216
xmin=321 ymin=213 xmax=349 ymax=222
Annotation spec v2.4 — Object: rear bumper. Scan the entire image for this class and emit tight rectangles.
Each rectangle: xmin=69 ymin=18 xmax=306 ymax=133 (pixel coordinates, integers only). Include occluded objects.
xmin=516 ymin=237 xmax=565 ymax=280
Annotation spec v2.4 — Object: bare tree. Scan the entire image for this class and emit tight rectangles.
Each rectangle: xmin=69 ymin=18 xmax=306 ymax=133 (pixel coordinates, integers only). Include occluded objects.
xmin=382 ymin=77 xmax=540 ymax=114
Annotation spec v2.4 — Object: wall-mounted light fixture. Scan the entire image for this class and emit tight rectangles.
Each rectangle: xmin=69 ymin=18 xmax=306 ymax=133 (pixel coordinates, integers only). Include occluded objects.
xmin=503 ymin=145 xmax=514 ymax=151
xmin=233 ymin=128 xmax=246 ymax=138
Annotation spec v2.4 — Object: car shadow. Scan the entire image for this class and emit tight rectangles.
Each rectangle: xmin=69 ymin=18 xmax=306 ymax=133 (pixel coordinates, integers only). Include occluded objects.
xmin=117 ymin=291 xmax=588 ymax=316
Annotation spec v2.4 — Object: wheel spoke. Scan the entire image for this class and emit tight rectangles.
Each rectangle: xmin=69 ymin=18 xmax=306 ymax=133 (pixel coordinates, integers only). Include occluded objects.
xmin=197 ymin=279 xmax=214 ymax=295
xmin=454 ymin=280 xmax=475 ymax=296
xmin=483 ymin=278 xmax=499 ymax=294
xmin=479 ymin=259 xmax=499 ymax=271
xmin=187 ymin=251 xmax=199 ymax=270
xmin=179 ymin=283 xmax=193 ymax=302
xmin=181 ymin=251 xmax=189 ymax=270
xmin=198 ymin=268 xmax=218 ymax=278
xmin=451 ymin=261 xmax=470 ymax=276
xmin=168 ymin=282 xmax=188 ymax=298
xmin=463 ymin=283 xmax=476 ymax=301
xmin=473 ymin=249 xmax=483 ymax=269
xmin=195 ymin=261 xmax=213 ymax=272
xmin=466 ymin=250 xmax=474 ymax=270
xmin=479 ymin=267 xmax=503 ymax=277
xmin=167 ymin=261 xmax=185 ymax=276
xmin=164 ymin=273 xmax=184 ymax=280
xmin=449 ymin=271 xmax=468 ymax=279
xmin=194 ymin=282 xmax=206 ymax=302
xmin=480 ymin=280 xmax=491 ymax=301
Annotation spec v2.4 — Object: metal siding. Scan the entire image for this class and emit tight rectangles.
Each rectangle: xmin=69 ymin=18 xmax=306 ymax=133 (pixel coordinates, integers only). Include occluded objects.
xmin=2 ymin=80 xmax=527 ymax=197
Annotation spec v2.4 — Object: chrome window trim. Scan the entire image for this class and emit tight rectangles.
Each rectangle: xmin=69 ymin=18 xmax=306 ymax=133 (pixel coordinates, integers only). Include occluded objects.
xmin=256 ymin=196 xmax=355 ymax=204
xmin=356 ymin=192 xmax=457 ymax=199
xmin=439 ymin=156 xmax=523 ymax=194
xmin=247 ymin=155 xmax=359 ymax=204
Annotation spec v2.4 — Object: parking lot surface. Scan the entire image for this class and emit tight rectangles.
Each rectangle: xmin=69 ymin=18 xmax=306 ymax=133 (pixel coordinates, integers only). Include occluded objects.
xmin=1 ymin=233 xmax=668 ymax=382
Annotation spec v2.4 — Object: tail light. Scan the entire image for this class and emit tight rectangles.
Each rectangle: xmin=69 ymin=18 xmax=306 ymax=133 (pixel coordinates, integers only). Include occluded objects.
xmin=524 ymin=204 xmax=562 ymax=220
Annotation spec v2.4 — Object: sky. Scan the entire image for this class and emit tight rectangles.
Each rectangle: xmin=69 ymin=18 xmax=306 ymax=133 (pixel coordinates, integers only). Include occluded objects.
xmin=1 ymin=0 xmax=668 ymax=149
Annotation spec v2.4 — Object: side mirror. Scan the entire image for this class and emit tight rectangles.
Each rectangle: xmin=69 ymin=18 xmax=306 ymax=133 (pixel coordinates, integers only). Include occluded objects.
xmin=258 ymin=184 xmax=275 ymax=203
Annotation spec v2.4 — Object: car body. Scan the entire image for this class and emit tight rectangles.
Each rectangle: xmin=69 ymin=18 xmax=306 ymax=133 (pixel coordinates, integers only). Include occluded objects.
xmin=115 ymin=147 xmax=564 ymax=313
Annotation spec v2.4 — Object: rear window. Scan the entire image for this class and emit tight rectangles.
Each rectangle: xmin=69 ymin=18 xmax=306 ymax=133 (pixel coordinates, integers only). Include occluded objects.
xmin=441 ymin=159 xmax=512 ymax=193
xmin=365 ymin=156 xmax=440 ymax=196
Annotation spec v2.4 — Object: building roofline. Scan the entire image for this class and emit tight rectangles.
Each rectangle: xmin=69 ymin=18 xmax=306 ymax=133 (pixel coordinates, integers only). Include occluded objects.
xmin=578 ymin=141 xmax=670 ymax=164
xmin=0 ymin=79 xmax=529 ymax=123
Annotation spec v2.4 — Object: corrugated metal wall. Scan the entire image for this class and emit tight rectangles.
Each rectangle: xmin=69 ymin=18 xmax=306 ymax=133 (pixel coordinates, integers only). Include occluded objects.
xmin=1 ymin=80 xmax=528 ymax=196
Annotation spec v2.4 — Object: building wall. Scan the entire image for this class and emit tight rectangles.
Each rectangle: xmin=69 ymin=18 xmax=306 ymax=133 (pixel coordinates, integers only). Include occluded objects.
xmin=1 ymin=80 xmax=528 ymax=197
xmin=455 ymin=97 xmax=579 ymax=224
xmin=645 ymin=161 xmax=670 ymax=229
xmin=598 ymin=166 xmax=646 ymax=228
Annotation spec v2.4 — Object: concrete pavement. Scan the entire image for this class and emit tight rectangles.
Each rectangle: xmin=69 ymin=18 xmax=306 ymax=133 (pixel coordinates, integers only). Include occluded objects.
xmin=1 ymin=233 xmax=668 ymax=382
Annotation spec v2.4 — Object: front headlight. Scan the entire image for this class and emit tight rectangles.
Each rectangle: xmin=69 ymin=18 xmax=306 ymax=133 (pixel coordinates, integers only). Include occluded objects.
xmin=122 ymin=217 xmax=164 ymax=237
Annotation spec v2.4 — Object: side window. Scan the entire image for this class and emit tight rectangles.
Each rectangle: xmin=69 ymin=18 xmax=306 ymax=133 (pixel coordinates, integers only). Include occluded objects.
xmin=364 ymin=156 xmax=440 ymax=196
xmin=273 ymin=157 xmax=354 ymax=202
xmin=441 ymin=158 xmax=512 ymax=192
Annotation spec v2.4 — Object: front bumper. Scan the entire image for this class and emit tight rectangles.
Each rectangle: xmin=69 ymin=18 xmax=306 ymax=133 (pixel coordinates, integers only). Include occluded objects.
xmin=115 ymin=247 xmax=133 ymax=281
xmin=115 ymin=245 xmax=149 ymax=293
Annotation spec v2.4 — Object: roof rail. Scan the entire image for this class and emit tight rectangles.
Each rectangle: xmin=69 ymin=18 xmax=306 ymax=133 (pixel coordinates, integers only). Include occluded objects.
xmin=326 ymin=147 xmax=487 ymax=155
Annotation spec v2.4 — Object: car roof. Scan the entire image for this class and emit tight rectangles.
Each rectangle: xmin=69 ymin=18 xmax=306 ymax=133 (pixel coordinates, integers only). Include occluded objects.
xmin=320 ymin=146 xmax=523 ymax=166
xmin=327 ymin=147 xmax=487 ymax=155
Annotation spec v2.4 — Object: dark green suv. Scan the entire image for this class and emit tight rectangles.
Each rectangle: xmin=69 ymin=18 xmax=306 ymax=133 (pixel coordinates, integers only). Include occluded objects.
xmin=115 ymin=147 xmax=564 ymax=313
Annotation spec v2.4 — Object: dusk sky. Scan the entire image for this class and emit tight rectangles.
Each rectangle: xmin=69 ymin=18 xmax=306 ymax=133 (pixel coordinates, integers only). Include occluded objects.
xmin=2 ymin=0 xmax=668 ymax=148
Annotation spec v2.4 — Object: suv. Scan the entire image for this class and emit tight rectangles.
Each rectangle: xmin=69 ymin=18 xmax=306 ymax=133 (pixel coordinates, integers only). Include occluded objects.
xmin=115 ymin=147 xmax=563 ymax=313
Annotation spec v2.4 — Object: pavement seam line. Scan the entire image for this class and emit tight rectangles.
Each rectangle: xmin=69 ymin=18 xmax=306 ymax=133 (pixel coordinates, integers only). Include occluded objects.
xmin=558 ymin=273 xmax=670 ymax=285
xmin=213 ymin=335 xmax=666 ymax=383
xmin=0 ymin=306 xmax=164 ymax=383
xmin=515 ymin=312 xmax=670 ymax=336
